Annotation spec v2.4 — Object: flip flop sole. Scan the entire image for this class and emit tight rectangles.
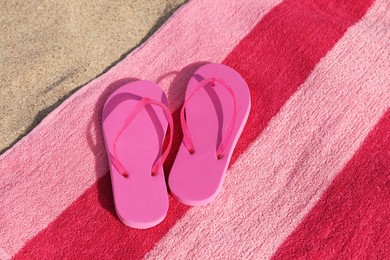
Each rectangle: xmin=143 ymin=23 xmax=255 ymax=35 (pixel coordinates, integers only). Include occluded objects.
xmin=169 ymin=63 xmax=251 ymax=206
xmin=102 ymin=80 xmax=169 ymax=228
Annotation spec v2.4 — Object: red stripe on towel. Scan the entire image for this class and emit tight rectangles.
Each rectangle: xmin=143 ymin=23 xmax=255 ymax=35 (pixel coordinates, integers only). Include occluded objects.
xmin=224 ymin=0 xmax=375 ymax=163
xmin=272 ymin=110 xmax=390 ymax=259
xmin=15 ymin=110 xmax=190 ymax=259
xmin=14 ymin=0 xmax=374 ymax=258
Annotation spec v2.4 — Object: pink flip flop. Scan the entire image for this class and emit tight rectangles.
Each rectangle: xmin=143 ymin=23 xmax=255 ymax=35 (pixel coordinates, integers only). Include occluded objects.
xmin=169 ymin=63 xmax=251 ymax=206
xmin=102 ymin=80 xmax=173 ymax=229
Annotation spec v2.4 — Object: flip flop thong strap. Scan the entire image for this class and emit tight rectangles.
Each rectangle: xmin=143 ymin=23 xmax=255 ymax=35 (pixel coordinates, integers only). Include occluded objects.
xmin=180 ymin=77 xmax=237 ymax=159
xmin=111 ymin=97 xmax=174 ymax=177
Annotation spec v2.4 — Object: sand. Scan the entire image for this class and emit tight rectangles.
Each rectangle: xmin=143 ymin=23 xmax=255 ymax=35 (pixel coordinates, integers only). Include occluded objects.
xmin=0 ymin=0 xmax=186 ymax=153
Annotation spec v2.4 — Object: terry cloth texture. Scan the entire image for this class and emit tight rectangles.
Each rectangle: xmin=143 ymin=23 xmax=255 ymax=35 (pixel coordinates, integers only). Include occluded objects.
xmin=1 ymin=0 xmax=389 ymax=259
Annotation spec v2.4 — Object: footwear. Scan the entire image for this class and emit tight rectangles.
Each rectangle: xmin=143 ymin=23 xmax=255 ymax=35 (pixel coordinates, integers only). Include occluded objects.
xmin=102 ymin=80 xmax=173 ymax=229
xmin=169 ymin=63 xmax=251 ymax=206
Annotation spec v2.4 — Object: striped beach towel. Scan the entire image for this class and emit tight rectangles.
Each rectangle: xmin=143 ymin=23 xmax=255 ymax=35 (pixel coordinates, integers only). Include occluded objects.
xmin=1 ymin=0 xmax=389 ymax=259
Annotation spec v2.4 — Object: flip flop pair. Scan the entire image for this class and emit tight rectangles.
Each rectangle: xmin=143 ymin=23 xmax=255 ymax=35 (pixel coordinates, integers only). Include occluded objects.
xmin=102 ymin=63 xmax=250 ymax=229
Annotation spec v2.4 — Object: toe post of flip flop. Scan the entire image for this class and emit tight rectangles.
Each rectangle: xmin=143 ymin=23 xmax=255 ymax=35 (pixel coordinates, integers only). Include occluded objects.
xmin=102 ymin=80 xmax=173 ymax=229
xmin=169 ymin=63 xmax=251 ymax=206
